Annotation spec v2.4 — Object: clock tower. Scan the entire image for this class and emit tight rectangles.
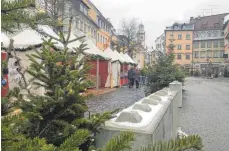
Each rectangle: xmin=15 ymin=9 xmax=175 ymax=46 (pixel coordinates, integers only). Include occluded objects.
xmin=137 ymin=23 xmax=145 ymax=47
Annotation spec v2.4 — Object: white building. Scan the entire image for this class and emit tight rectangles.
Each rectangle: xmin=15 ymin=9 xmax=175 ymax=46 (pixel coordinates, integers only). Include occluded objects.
xmin=155 ymin=33 xmax=165 ymax=53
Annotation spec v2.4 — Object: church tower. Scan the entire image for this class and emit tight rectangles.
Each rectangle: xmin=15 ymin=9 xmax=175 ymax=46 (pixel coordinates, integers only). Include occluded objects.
xmin=137 ymin=23 xmax=145 ymax=47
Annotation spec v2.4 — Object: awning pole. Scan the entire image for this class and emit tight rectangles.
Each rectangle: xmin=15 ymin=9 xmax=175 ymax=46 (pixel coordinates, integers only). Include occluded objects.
xmin=96 ymin=58 xmax=99 ymax=90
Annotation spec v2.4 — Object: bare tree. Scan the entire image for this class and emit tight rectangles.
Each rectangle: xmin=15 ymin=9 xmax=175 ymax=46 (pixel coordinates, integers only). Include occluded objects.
xmin=36 ymin=0 xmax=77 ymax=33
xmin=119 ymin=18 xmax=139 ymax=57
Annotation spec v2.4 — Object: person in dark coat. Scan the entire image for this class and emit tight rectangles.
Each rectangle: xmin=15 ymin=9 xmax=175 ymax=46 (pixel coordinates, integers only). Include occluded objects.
xmin=128 ymin=67 xmax=135 ymax=88
xmin=135 ymin=68 xmax=140 ymax=88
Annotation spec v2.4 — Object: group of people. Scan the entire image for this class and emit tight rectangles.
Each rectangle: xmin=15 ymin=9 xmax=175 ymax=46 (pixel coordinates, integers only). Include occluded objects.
xmin=127 ymin=66 xmax=141 ymax=89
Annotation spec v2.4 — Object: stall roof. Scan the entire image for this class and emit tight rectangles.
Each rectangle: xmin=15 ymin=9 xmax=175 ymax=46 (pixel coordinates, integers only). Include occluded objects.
xmin=1 ymin=33 xmax=10 ymax=47
xmin=84 ymin=38 xmax=111 ymax=60
xmin=12 ymin=26 xmax=63 ymax=49
xmin=124 ymin=53 xmax=136 ymax=64
xmin=113 ymin=50 xmax=125 ymax=63
xmin=12 ymin=29 xmax=43 ymax=48
xmin=120 ymin=52 xmax=131 ymax=63
xmin=104 ymin=47 xmax=119 ymax=62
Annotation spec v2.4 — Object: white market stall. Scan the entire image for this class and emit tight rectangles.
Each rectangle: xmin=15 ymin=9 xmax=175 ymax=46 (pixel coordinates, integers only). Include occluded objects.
xmin=104 ymin=47 xmax=120 ymax=88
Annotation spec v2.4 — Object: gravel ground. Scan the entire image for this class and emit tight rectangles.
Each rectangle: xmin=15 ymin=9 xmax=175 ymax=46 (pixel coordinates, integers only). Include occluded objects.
xmin=86 ymin=86 xmax=145 ymax=114
xmin=180 ymin=77 xmax=229 ymax=151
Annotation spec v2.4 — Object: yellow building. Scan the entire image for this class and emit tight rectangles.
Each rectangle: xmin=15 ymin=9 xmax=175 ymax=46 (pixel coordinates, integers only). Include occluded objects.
xmin=165 ymin=23 xmax=194 ymax=66
xmin=83 ymin=0 xmax=112 ymax=50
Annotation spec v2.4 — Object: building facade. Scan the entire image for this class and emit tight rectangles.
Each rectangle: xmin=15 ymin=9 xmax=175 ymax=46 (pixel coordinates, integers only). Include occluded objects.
xmin=190 ymin=14 xmax=228 ymax=71
xmin=155 ymin=33 xmax=165 ymax=53
xmin=67 ymin=0 xmax=99 ymax=44
xmin=223 ymin=14 xmax=229 ymax=62
xmin=83 ymin=0 xmax=113 ymax=50
xmin=165 ymin=23 xmax=194 ymax=66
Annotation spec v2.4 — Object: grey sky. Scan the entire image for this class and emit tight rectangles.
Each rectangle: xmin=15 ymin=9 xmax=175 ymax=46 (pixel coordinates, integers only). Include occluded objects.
xmin=90 ymin=0 xmax=229 ymax=47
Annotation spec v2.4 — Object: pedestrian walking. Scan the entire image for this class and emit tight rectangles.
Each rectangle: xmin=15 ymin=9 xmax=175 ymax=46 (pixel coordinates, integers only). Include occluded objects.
xmin=128 ymin=67 xmax=135 ymax=88
xmin=135 ymin=68 xmax=140 ymax=88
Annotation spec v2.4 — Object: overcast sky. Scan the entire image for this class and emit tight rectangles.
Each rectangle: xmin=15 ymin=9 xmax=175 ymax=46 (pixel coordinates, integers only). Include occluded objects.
xmin=90 ymin=0 xmax=229 ymax=48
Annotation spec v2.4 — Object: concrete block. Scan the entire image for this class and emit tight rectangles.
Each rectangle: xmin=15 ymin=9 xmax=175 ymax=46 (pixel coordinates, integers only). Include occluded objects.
xmin=95 ymin=82 xmax=180 ymax=150
xmin=149 ymin=95 xmax=162 ymax=101
xmin=155 ymin=90 xmax=168 ymax=96
xmin=133 ymin=104 xmax=152 ymax=112
xmin=115 ymin=111 xmax=142 ymax=123
xmin=141 ymin=98 xmax=158 ymax=105
xmin=169 ymin=81 xmax=182 ymax=108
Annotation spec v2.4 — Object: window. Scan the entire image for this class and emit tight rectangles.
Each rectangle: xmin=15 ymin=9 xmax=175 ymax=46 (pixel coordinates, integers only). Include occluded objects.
xmin=83 ymin=7 xmax=88 ymax=15
xmin=186 ymin=45 xmax=190 ymax=50
xmin=194 ymin=42 xmax=199 ymax=48
xmin=195 ymin=33 xmax=199 ymax=38
xmin=186 ymin=34 xmax=190 ymax=40
xmin=91 ymin=28 xmax=93 ymax=37
xmin=194 ymin=51 xmax=199 ymax=58
xmin=178 ymin=34 xmax=182 ymax=40
xmin=76 ymin=19 xmax=80 ymax=29
xmin=140 ymin=35 xmax=144 ymax=40
xmin=213 ymin=31 xmax=217 ymax=37
xmin=220 ymin=41 xmax=224 ymax=47
xmin=186 ymin=54 xmax=190 ymax=60
xmin=80 ymin=3 xmax=88 ymax=16
xmin=213 ymin=51 xmax=219 ymax=58
xmin=177 ymin=54 xmax=182 ymax=59
xmin=221 ymin=31 xmax=224 ymax=36
xmin=80 ymin=21 xmax=83 ymax=31
xmin=200 ymin=52 xmax=205 ymax=58
xmin=207 ymin=41 xmax=212 ymax=48
xmin=207 ymin=32 xmax=212 ymax=37
xmin=177 ymin=45 xmax=182 ymax=50
xmin=220 ymin=50 xmax=224 ymax=58
xmin=207 ymin=51 xmax=212 ymax=58
xmin=201 ymin=42 xmax=205 ymax=48
xmin=213 ymin=41 xmax=218 ymax=48
xmin=170 ymin=33 xmax=174 ymax=39
xmin=80 ymin=3 xmax=84 ymax=12
xmin=84 ymin=23 xmax=86 ymax=32
xmin=94 ymin=31 xmax=97 ymax=39
xmin=100 ymin=35 xmax=102 ymax=43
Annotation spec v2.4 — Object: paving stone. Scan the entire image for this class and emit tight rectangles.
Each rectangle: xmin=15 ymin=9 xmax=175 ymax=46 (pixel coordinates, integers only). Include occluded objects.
xmin=86 ymin=87 xmax=145 ymax=114
xmin=180 ymin=77 xmax=229 ymax=151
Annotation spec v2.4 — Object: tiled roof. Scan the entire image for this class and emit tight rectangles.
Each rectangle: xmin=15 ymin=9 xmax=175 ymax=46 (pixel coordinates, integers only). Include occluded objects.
xmin=190 ymin=13 xmax=229 ymax=30
xmin=165 ymin=23 xmax=194 ymax=31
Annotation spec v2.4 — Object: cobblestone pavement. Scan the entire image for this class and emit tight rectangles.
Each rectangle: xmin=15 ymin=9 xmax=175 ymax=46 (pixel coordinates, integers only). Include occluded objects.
xmin=86 ymin=86 xmax=145 ymax=114
xmin=180 ymin=77 xmax=229 ymax=151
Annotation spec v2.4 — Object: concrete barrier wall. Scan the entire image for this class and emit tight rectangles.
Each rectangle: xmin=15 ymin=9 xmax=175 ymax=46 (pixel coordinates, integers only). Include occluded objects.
xmin=95 ymin=81 xmax=182 ymax=150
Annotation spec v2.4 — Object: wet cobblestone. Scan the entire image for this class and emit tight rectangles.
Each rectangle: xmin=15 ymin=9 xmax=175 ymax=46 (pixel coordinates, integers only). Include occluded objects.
xmin=180 ymin=77 xmax=229 ymax=151
xmin=86 ymin=86 xmax=145 ymax=114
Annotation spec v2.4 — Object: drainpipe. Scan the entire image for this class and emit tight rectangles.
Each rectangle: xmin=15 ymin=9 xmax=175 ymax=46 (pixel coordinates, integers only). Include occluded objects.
xmin=96 ymin=58 xmax=99 ymax=90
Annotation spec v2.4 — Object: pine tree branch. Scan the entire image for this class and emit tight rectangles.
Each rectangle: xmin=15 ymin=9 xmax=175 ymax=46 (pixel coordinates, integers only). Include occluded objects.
xmin=101 ymin=132 xmax=135 ymax=151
